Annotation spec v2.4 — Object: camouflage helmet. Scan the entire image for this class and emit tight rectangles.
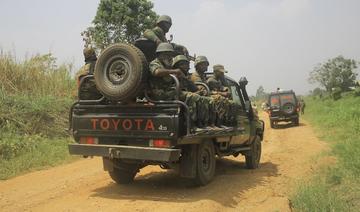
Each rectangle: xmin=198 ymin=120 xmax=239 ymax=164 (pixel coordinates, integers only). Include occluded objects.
xmin=156 ymin=42 xmax=174 ymax=53
xmin=194 ymin=56 xmax=209 ymax=67
xmin=156 ymin=15 xmax=172 ymax=25
xmin=213 ymin=64 xmax=228 ymax=73
xmin=83 ymin=47 xmax=96 ymax=60
xmin=172 ymin=55 xmax=189 ymax=67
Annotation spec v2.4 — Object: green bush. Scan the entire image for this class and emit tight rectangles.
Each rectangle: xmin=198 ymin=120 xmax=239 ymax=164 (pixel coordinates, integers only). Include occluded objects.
xmin=0 ymin=91 xmax=72 ymax=137
xmin=331 ymin=87 xmax=342 ymax=100
xmin=354 ymin=87 xmax=360 ymax=97
xmin=0 ymin=134 xmax=74 ymax=179
xmin=292 ymin=96 xmax=360 ymax=211
xmin=0 ymin=52 xmax=77 ymax=179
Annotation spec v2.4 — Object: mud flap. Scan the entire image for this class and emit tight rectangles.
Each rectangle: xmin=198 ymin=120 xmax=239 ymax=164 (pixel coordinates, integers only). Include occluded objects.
xmin=102 ymin=157 xmax=114 ymax=172
xmin=180 ymin=145 xmax=197 ymax=178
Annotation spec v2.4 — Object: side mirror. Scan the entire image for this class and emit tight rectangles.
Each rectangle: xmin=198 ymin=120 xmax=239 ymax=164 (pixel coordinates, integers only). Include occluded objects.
xmin=239 ymin=77 xmax=248 ymax=87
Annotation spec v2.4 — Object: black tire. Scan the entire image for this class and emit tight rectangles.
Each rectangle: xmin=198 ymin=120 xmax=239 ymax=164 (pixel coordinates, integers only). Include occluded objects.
xmin=293 ymin=117 xmax=299 ymax=126
xmin=245 ymin=136 xmax=262 ymax=169
xmin=108 ymin=161 xmax=140 ymax=184
xmin=270 ymin=120 xmax=275 ymax=128
xmin=195 ymin=142 xmax=216 ymax=186
xmin=94 ymin=43 xmax=148 ymax=101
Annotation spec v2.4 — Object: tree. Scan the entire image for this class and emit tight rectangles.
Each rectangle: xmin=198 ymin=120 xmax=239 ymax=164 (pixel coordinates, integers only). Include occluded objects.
xmin=255 ymin=86 xmax=267 ymax=101
xmin=309 ymin=56 xmax=358 ymax=92
xmin=82 ymin=0 xmax=158 ymax=50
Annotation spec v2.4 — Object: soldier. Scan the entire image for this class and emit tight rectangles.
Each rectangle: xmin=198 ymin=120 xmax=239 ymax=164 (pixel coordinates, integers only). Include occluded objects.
xmin=144 ymin=15 xmax=188 ymax=56
xmin=300 ymin=99 xmax=306 ymax=115
xmin=75 ymin=47 xmax=102 ymax=100
xmin=191 ymin=56 xmax=209 ymax=84
xmin=207 ymin=64 xmax=238 ymax=125
xmin=144 ymin=15 xmax=172 ymax=46
xmin=191 ymin=56 xmax=228 ymax=127
xmin=148 ymin=43 xmax=206 ymax=132
xmin=172 ymin=55 xmax=213 ymax=129
xmin=207 ymin=64 xmax=230 ymax=97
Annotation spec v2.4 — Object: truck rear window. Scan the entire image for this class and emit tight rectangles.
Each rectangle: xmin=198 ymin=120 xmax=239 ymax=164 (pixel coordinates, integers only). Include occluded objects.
xmin=270 ymin=94 xmax=295 ymax=106
xmin=270 ymin=96 xmax=280 ymax=106
xmin=280 ymin=94 xmax=295 ymax=103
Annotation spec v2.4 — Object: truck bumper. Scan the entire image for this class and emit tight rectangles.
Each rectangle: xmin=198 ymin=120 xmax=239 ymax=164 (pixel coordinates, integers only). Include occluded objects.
xmin=68 ymin=144 xmax=181 ymax=162
xmin=270 ymin=115 xmax=298 ymax=122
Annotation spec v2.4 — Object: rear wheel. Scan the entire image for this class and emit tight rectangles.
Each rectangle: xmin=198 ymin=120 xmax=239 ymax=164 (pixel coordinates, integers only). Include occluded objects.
xmin=194 ymin=142 xmax=216 ymax=186
xmin=270 ymin=120 xmax=275 ymax=128
xmin=245 ymin=136 xmax=262 ymax=169
xmin=293 ymin=117 xmax=299 ymax=126
xmin=108 ymin=161 xmax=140 ymax=184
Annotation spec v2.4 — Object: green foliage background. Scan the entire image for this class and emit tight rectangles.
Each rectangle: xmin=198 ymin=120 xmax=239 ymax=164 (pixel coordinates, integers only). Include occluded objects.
xmin=309 ymin=55 xmax=358 ymax=92
xmin=82 ymin=0 xmax=158 ymax=49
xmin=0 ymin=52 xmax=77 ymax=179
xmin=292 ymin=94 xmax=360 ymax=211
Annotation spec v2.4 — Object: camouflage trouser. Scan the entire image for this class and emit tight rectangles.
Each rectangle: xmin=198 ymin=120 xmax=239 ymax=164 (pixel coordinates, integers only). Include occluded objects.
xmin=151 ymin=89 xmax=210 ymax=127
xmin=210 ymin=94 xmax=229 ymax=126
xmin=180 ymin=91 xmax=210 ymax=127
xmin=226 ymin=100 xmax=238 ymax=125
xmin=150 ymin=89 xmax=177 ymax=101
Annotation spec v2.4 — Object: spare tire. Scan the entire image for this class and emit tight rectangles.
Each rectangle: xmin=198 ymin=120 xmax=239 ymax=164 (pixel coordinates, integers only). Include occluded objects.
xmin=282 ymin=102 xmax=295 ymax=114
xmin=94 ymin=44 xmax=148 ymax=101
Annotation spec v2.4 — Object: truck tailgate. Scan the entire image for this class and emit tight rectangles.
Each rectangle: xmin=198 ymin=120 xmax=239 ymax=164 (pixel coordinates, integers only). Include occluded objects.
xmin=71 ymin=104 xmax=181 ymax=139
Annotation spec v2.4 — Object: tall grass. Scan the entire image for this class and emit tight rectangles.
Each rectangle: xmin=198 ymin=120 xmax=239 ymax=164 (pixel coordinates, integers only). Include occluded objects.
xmin=0 ymin=52 xmax=77 ymax=179
xmin=291 ymin=95 xmax=360 ymax=211
xmin=0 ymin=52 xmax=74 ymax=97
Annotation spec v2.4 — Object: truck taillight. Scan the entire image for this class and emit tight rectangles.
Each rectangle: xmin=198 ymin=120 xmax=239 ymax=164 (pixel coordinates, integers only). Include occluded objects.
xmin=79 ymin=137 xmax=98 ymax=144
xmin=149 ymin=139 xmax=170 ymax=148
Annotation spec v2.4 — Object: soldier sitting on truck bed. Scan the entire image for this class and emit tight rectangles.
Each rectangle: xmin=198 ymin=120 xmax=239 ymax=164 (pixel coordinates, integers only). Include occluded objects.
xmin=191 ymin=56 xmax=228 ymax=127
xmin=207 ymin=64 xmax=237 ymax=125
xmin=143 ymin=15 xmax=188 ymax=56
xmin=148 ymin=43 xmax=209 ymax=132
xmin=75 ymin=47 xmax=102 ymax=100
xmin=172 ymin=55 xmax=217 ymax=129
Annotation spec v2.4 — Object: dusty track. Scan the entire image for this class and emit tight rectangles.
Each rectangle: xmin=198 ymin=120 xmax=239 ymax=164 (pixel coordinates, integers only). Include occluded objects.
xmin=0 ymin=112 xmax=327 ymax=212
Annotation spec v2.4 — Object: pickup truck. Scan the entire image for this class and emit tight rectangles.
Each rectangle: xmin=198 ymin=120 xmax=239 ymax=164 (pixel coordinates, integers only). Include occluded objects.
xmin=68 ymin=42 xmax=265 ymax=186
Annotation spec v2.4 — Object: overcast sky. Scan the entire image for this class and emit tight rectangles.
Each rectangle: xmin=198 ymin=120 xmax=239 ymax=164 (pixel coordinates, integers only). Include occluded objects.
xmin=1 ymin=0 xmax=359 ymax=95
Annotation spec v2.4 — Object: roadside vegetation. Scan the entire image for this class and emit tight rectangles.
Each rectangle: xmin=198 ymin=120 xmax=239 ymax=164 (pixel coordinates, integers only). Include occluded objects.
xmin=0 ymin=52 xmax=77 ymax=179
xmin=291 ymin=92 xmax=360 ymax=211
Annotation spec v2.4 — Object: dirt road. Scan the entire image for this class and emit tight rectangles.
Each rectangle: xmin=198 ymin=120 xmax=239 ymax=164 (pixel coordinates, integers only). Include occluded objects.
xmin=0 ymin=113 xmax=327 ymax=212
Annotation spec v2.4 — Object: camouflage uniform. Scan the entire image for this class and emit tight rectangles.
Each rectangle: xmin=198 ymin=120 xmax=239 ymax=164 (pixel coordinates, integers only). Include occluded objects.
xmin=149 ymin=47 xmax=206 ymax=129
xmin=191 ymin=56 xmax=228 ymax=127
xmin=148 ymin=58 xmax=177 ymax=100
xmin=173 ymin=55 xmax=211 ymax=127
xmin=143 ymin=15 xmax=188 ymax=56
xmin=75 ymin=48 xmax=102 ymax=100
xmin=208 ymin=64 xmax=237 ymax=125
xmin=143 ymin=26 xmax=167 ymax=45
xmin=143 ymin=15 xmax=171 ymax=46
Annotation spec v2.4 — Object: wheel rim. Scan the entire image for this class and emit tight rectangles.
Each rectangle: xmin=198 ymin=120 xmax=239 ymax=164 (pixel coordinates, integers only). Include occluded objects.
xmin=105 ymin=55 xmax=132 ymax=85
xmin=201 ymin=148 xmax=211 ymax=173
xmin=283 ymin=103 xmax=294 ymax=114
